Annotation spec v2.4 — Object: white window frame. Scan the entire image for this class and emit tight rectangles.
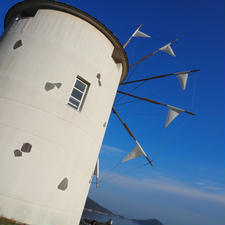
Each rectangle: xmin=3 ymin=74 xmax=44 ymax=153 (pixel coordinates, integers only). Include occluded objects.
xmin=68 ymin=76 xmax=89 ymax=111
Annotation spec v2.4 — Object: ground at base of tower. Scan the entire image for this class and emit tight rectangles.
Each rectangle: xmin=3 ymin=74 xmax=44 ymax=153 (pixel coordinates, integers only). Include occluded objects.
xmin=0 ymin=217 xmax=26 ymax=225
xmin=80 ymin=218 xmax=113 ymax=225
xmin=0 ymin=216 xmax=112 ymax=225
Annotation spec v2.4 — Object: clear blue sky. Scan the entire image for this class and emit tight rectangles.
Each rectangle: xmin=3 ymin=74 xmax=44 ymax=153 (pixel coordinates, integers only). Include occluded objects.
xmin=1 ymin=1 xmax=225 ymax=225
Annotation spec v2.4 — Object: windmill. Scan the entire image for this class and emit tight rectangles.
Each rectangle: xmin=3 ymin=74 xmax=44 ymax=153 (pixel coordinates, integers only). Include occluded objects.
xmin=0 ymin=1 xmax=199 ymax=225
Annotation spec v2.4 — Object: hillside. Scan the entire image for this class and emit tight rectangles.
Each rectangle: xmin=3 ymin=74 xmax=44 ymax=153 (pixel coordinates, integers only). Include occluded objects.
xmin=83 ymin=198 xmax=164 ymax=225
xmin=84 ymin=197 xmax=113 ymax=215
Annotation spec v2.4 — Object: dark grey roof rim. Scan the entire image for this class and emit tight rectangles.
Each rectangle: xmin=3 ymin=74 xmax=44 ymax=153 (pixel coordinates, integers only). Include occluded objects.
xmin=4 ymin=0 xmax=129 ymax=82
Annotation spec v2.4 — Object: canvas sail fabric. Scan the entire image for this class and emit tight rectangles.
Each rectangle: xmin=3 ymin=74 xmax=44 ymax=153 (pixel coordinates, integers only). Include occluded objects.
xmin=176 ymin=72 xmax=189 ymax=90
xmin=122 ymin=141 xmax=147 ymax=163
xmin=133 ymin=30 xmax=151 ymax=38
xmin=160 ymin=43 xmax=176 ymax=57
xmin=94 ymin=158 xmax=99 ymax=186
xmin=165 ymin=106 xmax=184 ymax=128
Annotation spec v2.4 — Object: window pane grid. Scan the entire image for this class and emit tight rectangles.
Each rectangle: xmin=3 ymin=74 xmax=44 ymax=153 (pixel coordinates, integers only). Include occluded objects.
xmin=68 ymin=77 xmax=89 ymax=111
xmin=68 ymin=97 xmax=80 ymax=109
xmin=70 ymin=95 xmax=81 ymax=104
xmin=73 ymin=87 xmax=84 ymax=93
xmin=74 ymin=79 xmax=87 ymax=92
xmin=68 ymin=102 xmax=79 ymax=109
xmin=71 ymin=88 xmax=83 ymax=101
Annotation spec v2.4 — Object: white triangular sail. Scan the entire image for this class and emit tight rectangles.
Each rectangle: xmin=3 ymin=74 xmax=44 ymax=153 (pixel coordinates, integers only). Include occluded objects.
xmin=176 ymin=73 xmax=189 ymax=91
xmin=160 ymin=43 xmax=176 ymax=57
xmin=122 ymin=141 xmax=147 ymax=163
xmin=123 ymin=25 xmax=151 ymax=48
xmin=164 ymin=106 xmax=184 ymax=128
xmin=94 ymin=158 xmax=99 ymax=187
xmin=133 ymin=30 xmax=151 ymax=38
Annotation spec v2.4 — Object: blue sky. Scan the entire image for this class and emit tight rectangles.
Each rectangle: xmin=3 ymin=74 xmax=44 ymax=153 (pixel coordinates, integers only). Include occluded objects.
xmin=1 ymin=1 xmax=225 ymax=225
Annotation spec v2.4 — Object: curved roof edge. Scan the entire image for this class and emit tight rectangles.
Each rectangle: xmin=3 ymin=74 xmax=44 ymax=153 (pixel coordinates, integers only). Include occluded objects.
xmin=4 ymin=0 xmax=129 ymax=82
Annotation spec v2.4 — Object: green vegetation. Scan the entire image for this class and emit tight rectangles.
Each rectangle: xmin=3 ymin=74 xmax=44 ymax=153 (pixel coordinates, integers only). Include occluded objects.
xmin=0 ymin=217 xmax=21 ymax=225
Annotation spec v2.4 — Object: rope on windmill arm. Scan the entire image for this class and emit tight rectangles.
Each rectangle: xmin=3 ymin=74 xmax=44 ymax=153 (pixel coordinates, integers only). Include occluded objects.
xmin=129 ymin=39 xmax=178 ymax=69
xmin=116 ymin=40 xmax=139 ymax=105
xmin=191 ymin=73 xmax=198 ymax=111
xmin=116 ymin=63 xmax=141 ymax=104
xmin=120 ymin=69 xmax=200 ymax=85
xmin=115 ymin=99 xmax=139 ymax=107
xmin=99 ymin=161 xmax=122 ymax=180
xmin=117 ymin=68 xmax=200 ymax=108
xmin=117 ymin=91 xmax=196 ymax=116
xmin=116 ymin=80 xmax=147 ymax=105
xmin=101 ymin=162 xmax=150 ymax=183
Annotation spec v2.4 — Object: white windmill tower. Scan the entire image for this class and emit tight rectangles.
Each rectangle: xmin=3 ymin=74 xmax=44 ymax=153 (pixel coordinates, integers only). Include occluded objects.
xmin=0 ymin=0 xmax=128 ymax=225
xmin=0 ymin=0 xmax=200 ymax=225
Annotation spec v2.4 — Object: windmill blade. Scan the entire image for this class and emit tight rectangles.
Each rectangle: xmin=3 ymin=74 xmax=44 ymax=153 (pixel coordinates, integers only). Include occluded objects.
xmin=120 ymin=69 xmax=200 ymax=85
xmin=160 ymin=43 xmax=176 ymax=57
xmin=112 ymin=107 xmax=153 ymax=166
xmin=122 ymin=142 xmax=145 ymax=163
xmin=94 ymin=157 xmax=99 ymax=187
xmin=176 ymin=72 xmax=188 ymax=91
xmin=117 ymin=91 xmax=195 ymax=116
xmin=165 ymin=106 xmax=184 ymax=128
xmin=122 ymin=140 xmax=153 ymax=166
xmin=123 ymin=24 xmax=142 ymax=49
xmin=129 ymin=39 xmax=178 ymax=68
xmin=133 ymin=30 xmax=151 ymax=38
xmin=112 ymin=107 xmax=136 ymax=141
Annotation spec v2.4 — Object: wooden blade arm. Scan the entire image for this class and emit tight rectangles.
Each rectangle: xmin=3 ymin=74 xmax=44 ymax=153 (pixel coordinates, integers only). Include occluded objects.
xmin=120 ymin=69 xmax=200 ymax=85
xmin=117 ymin=91 xmax=195 ymax=115
xmin=129 ymin=39 xmax=178 ymax=68
xmin=113 ymin=107 xmax=154 ymax=167
xmin=112 ymin=107 xmax=136 ymax=141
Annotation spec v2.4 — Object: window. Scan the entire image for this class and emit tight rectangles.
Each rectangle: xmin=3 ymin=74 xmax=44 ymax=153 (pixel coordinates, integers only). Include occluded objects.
xmin=68 ymin=77 xmax=89 ymax=111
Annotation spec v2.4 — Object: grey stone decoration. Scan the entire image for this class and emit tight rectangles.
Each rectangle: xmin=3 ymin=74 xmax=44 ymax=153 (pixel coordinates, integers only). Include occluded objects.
xmin=96 ymin=73 xmax=101 ymax=80
xmin=57 ymin=177 xmax=68 ymax=191
xmin=96 ymin=73 xmax=102 ymax=86
xmin=45 ymin=82 xmax=62 ymax=91
xmin=21 ymin=143 xmax=32 ymax=153
xmin=54 ymin=83 xmax=62 ymax=89
xmin=45 ymin=82 xmax=55 ymax=91
xmin=14 ymin=149 xmax=22 ymax=157
xmin=13 ymin=40 xmax=22 ymax=49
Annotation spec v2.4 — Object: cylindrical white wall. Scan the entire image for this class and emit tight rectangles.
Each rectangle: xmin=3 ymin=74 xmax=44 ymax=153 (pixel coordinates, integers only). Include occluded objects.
xmin=0 ymin=4 xmax=127 ymax=225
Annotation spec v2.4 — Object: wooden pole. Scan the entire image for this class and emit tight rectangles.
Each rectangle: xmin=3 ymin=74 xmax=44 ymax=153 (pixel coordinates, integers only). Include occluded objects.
xmin=123 ymin=24 xmax=142 ymax=49
xmin=112 ymin=107 xmax=136 ymax=141
xmin=117 ymin=91 xmax=195 ymax=115
xmin=120 ymin=69 xmax=200 ymax=85
xmin=112 ymin=107 xmax=153 ymax=166
xmin=129 ymin=39 xmax=178 ymax=68
xmin=145 ymin=156 xmax=154 ymax=167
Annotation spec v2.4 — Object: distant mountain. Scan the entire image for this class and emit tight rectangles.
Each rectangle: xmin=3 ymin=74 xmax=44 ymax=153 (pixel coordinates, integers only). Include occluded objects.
xmin=83 ymin=198 xmax=164 ymax=225
xmin=133 ymin=219 xmax=164 ymax=225
xmin=84 ymin=197 xmax=113 ymax=215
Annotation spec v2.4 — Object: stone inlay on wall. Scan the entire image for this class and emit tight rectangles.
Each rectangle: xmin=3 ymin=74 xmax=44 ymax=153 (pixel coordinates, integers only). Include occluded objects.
xmin=13 ymin=40 xmax=22 ymax=49
xmin=45 ymin=82 xmax=62 ymax=91
xmin=57 ymin=177 xmax=68 ymax=191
